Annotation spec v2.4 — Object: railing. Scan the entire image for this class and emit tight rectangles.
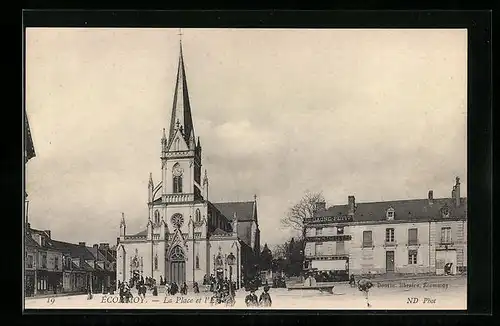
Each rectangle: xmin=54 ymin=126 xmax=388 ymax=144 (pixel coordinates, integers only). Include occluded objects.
xmin=163 ymin=193 xmax=194 ymax=203
xmin=165 ymin=150 xmax=193 ymax=158
xmin=407 ymin=240 xmax=419 ymax=246
xmin=384 ymin=241 xmax=397 ymax=247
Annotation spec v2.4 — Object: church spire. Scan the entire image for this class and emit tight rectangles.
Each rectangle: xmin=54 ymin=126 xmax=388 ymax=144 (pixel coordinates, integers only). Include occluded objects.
xmin=168 ymin=30 xmax=195 ymax=146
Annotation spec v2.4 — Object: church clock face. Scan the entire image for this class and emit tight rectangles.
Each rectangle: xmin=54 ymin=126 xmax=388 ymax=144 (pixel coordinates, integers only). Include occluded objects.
xmin=171 ymin=213 xmax=184 ymax=229
xmin=173 ymin=165 xmax=184 ymax=177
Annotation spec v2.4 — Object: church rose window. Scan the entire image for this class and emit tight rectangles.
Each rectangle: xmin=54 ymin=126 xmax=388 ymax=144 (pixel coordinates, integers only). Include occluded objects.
xmin=171 ymin=213 xmax=184 ymax=228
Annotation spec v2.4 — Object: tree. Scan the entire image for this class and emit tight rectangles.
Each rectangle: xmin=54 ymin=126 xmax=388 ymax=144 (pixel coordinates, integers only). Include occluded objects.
xmin=260 ymin=243 xmax=273 ymax=271
xmin=280 ymin=191 xmax=325 ymax=241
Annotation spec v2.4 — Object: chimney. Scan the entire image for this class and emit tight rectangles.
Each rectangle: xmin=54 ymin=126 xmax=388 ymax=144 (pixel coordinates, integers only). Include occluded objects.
xmin=315 ymin=201 xmax=326 ymax=212
xmin=348 ymin=196 xmax=356 ymax=215
xmin=454 ymin=177 xmax=461 ymax=207
xmin=44 ymin=230 xmax=51 ymax=238
xmin=93 ymin=244 xmax=99 ymax=250
xmin=428 ymin=190 xmax=434 ymax=205
xmin=78 ymin=242 xmax=86 ymax=247
xmin=99 ymin=243 xmax=110 ymax=250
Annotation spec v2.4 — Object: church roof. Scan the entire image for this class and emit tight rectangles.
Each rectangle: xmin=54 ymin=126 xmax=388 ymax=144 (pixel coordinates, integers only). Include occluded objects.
xmin=168 ymin=41 xmax=195 ymax=146
xmin=131 ymin=229 xmax=148 ymax=237
xmin=213 ymin=201 xmax=255 ymax=222
xmin=315 ymin=197 xmax=467 ymax=222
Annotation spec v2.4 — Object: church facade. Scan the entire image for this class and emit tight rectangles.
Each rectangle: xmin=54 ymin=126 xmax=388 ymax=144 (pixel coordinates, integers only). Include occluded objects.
xmin=116 ymin=42 xmax=261 ymax=289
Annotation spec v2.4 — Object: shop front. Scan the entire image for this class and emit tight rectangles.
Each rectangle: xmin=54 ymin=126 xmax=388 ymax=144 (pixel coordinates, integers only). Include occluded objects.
xmin=25 ymin=270 xmax=35 ymax=297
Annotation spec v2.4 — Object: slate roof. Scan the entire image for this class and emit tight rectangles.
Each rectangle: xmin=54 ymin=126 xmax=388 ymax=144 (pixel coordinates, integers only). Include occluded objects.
xmin=25 ymin=234 xmax=41 ymax=248
xmin=213 ymin=201 xmax=255 ymax=222
xmin=130 ymin=229 xmax=148 ymax=237
xmin=210 ymin=228 xmax=234 ymax=237
xmin=50 ymin=240 xmax=96 ymax=260
xmin=315 ymin=197 xmax=467 ymax=222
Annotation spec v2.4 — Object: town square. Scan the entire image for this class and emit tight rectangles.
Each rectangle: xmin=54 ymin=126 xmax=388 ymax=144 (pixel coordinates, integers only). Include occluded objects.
xmin=24 ymin=28 xmax=467 ymax=310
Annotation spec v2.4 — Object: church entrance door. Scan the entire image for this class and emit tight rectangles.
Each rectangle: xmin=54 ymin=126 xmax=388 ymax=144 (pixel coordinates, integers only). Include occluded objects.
xmin=169 ymin=246 xmax=186 ymax=285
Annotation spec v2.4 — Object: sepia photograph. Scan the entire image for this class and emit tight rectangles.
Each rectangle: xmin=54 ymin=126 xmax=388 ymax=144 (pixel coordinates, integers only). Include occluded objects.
xmin=24 ymin=27 xmax=467 ymax=310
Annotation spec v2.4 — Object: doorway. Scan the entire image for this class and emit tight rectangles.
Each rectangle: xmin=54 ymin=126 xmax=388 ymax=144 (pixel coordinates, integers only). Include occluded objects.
xmin=386 ymin=251 xmax=395 ymax=272
xmin=169 ymin=245 xmax=186 ymax=284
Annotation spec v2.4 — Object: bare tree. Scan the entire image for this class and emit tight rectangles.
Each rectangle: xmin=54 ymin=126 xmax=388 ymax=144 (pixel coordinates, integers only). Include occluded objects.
xmin=280 ymin=191 xmax=325 ymax=241
xmin=272 ymin=242 xmax=289 ymax=259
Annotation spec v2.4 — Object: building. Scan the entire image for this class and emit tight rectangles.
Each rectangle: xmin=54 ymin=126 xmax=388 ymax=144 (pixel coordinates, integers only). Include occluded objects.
xmin=304 ymin=177 xmax=467 ymax=278
xmin=25 ymin=228 xmax=63 ymax=295
xmin=25 ymin=225 xmax=117 ymax=296
xmin=116 ymin=40 xmax=261 ymax=288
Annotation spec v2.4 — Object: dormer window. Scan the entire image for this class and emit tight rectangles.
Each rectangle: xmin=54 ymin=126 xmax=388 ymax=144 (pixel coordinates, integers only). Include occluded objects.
xmin=386 ymin=207 xmax=395 ymax=220
xmin=442 ymin=206 xmax=450 ymax=218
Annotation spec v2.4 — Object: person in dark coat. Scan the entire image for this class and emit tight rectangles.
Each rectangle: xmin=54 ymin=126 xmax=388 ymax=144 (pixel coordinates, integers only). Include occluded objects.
xmin=170 ymin=282 xmax=178 ymax=295
xmin=245 ymin=289 xmax=258 ymax=307
xmin=259 ymin=286 xmax=272 ymax=307
xmin=181 ymin=282 xmax=188 ymax=295
xmin=357 ymin=278 xmax=374 ymax=308
xmin=193 ymin=282 xmax=200 ymax=293
xmin=349 ymin=274 xmax=356 ymax=287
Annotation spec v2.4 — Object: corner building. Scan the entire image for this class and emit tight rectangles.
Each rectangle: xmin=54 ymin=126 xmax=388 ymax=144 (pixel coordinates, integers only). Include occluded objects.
xmin=304 ymin=177 xmax=467 ymax=277
xmin=116 ymin=41 xmax=260 ymax=289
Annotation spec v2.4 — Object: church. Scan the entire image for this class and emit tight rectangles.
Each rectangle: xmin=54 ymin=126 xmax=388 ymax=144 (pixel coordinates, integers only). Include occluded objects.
xmin=116 ymin=40 xmax=261 ymax=289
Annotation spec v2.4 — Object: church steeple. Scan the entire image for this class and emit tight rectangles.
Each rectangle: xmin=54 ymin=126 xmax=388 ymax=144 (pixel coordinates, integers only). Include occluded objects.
xmin=168 ymin=36 xmax=195 ymax=147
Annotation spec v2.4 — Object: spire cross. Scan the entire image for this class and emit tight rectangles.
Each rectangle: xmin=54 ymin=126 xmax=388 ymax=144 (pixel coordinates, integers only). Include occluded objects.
xmin=176 ymin=119 xmax=181 ymax=129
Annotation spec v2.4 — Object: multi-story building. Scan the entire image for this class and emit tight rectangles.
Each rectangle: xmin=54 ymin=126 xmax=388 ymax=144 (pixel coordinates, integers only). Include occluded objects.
xmin=304 ymin=177 xmax=467 ymax=277
xmin=27 ymin=228 xmax=64 ymax=294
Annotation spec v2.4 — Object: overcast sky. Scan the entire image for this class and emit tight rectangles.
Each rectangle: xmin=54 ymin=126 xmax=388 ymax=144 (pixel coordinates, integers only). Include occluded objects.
xmin=25 ymin=28 xmax=467 ymax=248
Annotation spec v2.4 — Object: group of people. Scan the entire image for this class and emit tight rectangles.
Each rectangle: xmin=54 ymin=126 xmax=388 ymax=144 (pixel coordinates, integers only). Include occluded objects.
xmin=209 ymin=276 xmax=237 ymax=306
xmin=165 ymin=281 xmax=196 ymax=296
xmin=117 ymin=281 xmax=134 ymax=303
xmin=244 ymin=285 xmax=272 ymax=307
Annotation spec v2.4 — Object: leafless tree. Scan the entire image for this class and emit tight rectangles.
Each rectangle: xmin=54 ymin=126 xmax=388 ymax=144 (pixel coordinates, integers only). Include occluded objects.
xmin=272 ymin=243 xmax=289 ymax=259
xmin=280 ymin=191 xmax=325 ymax=241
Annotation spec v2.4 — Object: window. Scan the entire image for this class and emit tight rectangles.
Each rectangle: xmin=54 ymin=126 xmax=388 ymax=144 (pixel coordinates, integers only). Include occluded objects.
xmin=26 ymin=254 xmax=33 ymax=268
xmin=41 ymin=253 xmax=47 ymax=268
xmin=408 ymin=228 xmax=418 ymax=245
xmin=154 ymin=255 xmax=158 ymax=270
xmin=173 ymin=176 xmax=183 ymax=193
xmin=336 ymin=241 xmax=345 ymax=255
xmin=385 ymin=228 xmax=395 ymax=242
xmin=408 ymin=250 xmax=417 ymax=264
xmin=362 ymin=231 xmax=373 ymax=248
xmin=316 ymin=228 xmax=323 ymax=236
xmin=337 ymin=227 xmax=344 ymax=235
xmin=441 ymin=227 xmax=452 ymax=244
xmin=315 ymin=242 xmax=323 ymax=256
xmin=442 ymin=207 xmax=450 ymax=218
xmin=154 ymin=210 xmax=160 ymax=224
xmin=386 ymin=208 xmax=395 ymax=220
xmin=54 ymin=257 xmax=59 ymax=270
xmin=195 ymin=255 xmax=200 ymax=269
xmin=195 ymin=209 xmax=201 ymax=223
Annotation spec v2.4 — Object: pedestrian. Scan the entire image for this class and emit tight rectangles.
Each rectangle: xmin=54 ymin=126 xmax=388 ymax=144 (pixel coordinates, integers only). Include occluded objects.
xmin=193 ymin=282 xmax=200 ymax=294
xmin=349 ymin=274 xmax=356 ymax=287
xmin=245 ymin=289 xmax=258 ymax=307
xmin=259 ymin=285 xmax=272 ymax=307
xmin=181 ymin=282 xmax=188 ymax=295
xmin=357 ymin=278 xmax=374 ymax=308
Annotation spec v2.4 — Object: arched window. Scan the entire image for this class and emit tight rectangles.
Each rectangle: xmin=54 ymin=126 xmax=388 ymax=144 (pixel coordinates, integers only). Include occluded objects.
xmin=195 ymin=209 xmax=201 ymax=222
xmin=154 ymin=254 xmax=158 ymax=270
xmin=172 ymin=163 xmax=183 ymax=193
xmin=154 ymin=210 xmax=160 ymax=224
xmin=195 ymin=255 xmax=200 ymax=269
